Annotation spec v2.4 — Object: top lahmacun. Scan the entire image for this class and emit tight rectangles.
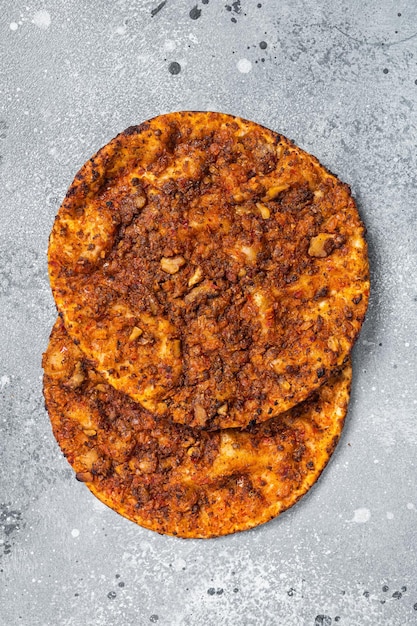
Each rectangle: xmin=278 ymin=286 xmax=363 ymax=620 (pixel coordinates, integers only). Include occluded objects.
xmin=48 ymin=111 xmax=369 ymax=429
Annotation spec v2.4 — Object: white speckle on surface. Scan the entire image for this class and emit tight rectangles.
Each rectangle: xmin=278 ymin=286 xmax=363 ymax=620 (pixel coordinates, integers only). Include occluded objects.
xmin=189 ymin=33 xmax=199 ymax=44
xmin=406 ymin=503 xmax=415 ymax=510
xmin=362 ymin=339 xmax=374 ymax=346
xmin=352 ymin=508 xmax=371 ymax=523
xmin=32 ymin=10 xmax=51 ymax=30
xmin=71 ymin=528 xmax=80 ymax=538
xmin=172 ymin=558 xmax=187 ymax=572
xmin=164 ymin=39 xmax=176 ymax=52
xmin=386 ymin=512 xmax=394 ymax=520
xmin=0 ymin=375 xmax=10 ymax=389
xmin=138 ymin=54 xmax=150 ymax=64
xmin=237 ymin=58 xmax=252 ymax=73
xmin=10 ymin=22 xmax=19 ymax=31
xmin=116 ymin=25 xmax=127 ymax=35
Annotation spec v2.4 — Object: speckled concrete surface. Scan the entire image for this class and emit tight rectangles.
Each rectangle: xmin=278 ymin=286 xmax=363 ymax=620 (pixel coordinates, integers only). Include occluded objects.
xmin=1 ymin=1 xmax=417 ymax=624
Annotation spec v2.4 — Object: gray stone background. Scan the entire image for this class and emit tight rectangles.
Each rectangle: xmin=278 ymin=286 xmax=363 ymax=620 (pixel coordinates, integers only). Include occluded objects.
xmin=1 ymin=1 xmax=416 ymax=624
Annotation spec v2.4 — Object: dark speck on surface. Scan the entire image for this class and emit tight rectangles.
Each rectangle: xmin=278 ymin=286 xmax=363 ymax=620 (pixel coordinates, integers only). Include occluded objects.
xmin=383 ymin=68 xmax=389 ymax=74
xmin=118 ymin=581 xmax=125 ymax=588
xmin=363 ymin=591 xmax=370 ymax=598
xmin=0 ymin=121 xmax=7 ymax=139
xmin=189 ymin=5 xmax=202 ymax=19
xmin=0 ymin=506 xmax=23 ymax=557
xmin=392 ymin=591 xmax=402 ymax=599
xmin=315 ymin=616 xmax=332 ymax=626
xmin=414 ymin=603 xmax=417 ymax=611
xmin=168 ymin=62 xmax=181 ymax=75
xmin=225 ymin=1 xmax=241 ymax=16
xmin=216 ymin=588 xmax=224 ymax=595
xmin=151 ymin=1 xmax=167 ymax=17
xmin=107 ymin=591 xmax=117 ymax=600
xmin=259 ymin=41 xmax=267 ymax=49
xmin=287 ymin=587 xmax=295 ymax=596
xmin=207 ymin=588 xmax=216 ymax=595
xmin=401 ymin=586 xmax=407 ymax=592
xmin=231 ymin=17 xmax=237 ymax=23
xmin=334 ymin=619 xmax=340 ymax=623
xmin=233 ymin=588 xmax=239 ymax=593
xmin=257 ymin=3 xmax=262 ymax=6
xmin=150 ymin=616 xmax=159 ymax=623
xmin=382 ymin=585 xmax=389 ymax=592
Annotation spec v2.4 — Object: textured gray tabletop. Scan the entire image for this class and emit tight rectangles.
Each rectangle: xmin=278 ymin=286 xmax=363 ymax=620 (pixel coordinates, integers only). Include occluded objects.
xmin=1 ymin=1 xmax=417 ymax=625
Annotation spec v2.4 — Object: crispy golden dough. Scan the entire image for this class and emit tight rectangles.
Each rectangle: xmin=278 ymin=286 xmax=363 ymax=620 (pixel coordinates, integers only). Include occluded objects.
xmin=43 ymin=318 xmax=351 ymax=539
xmin=48 ymin=112 xmax=368 ymax=428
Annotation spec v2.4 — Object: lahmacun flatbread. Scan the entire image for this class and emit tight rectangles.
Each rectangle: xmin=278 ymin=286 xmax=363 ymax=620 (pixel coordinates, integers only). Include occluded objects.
xmin=48 ymin=111 xmax=368 ymax=428
xmin=43 ymin=318 xmax=351 ymax=539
